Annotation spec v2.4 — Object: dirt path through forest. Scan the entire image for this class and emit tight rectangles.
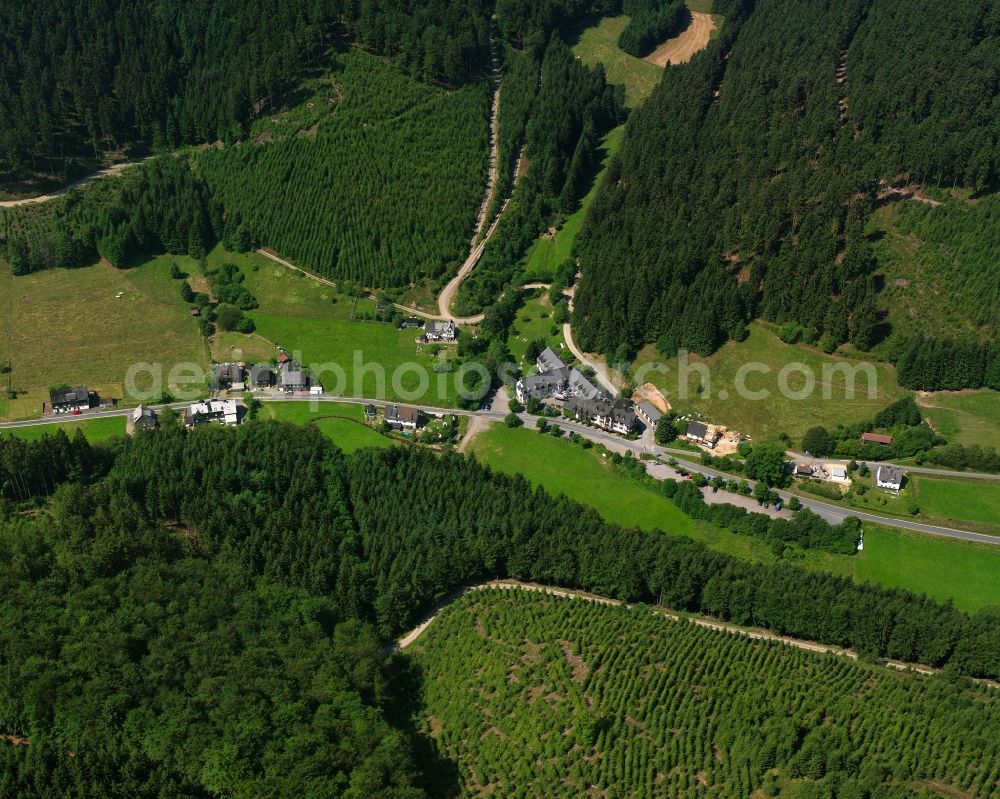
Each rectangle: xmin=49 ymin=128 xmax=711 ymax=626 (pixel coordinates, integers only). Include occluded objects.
xmin=644 ymin=12 xmax=717 ymax=67
xmin=0 ymin=158 xmax=152 ymax=208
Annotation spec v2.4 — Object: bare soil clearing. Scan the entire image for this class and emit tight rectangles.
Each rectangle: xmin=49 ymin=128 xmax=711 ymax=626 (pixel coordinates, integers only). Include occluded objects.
xmin=632 ymin=382 xmax=670 ymax=413
xmin=644 ymin=12 xmax=716 ymax=67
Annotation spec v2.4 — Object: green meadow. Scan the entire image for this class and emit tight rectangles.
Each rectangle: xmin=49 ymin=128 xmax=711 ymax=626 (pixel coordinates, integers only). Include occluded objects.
xmin=522 ymin=127 xmax=624 ymax=281
xmin=1 ymin=415 xmax=126 ymax=443
xmin=912 ymin=475 xmax=1000 ymax=531
xmin=507 ymin=290 xmax=570 ymax=366
xmin=467 ymin=423 xmax=1000 ymax=612
xmin=0 ymin=256 xmax=209 ymax=418
xmin=261 ymin=401 xmax=393 ymax=453
xmin=566 ymin=17 xmax=663 ymax=108
xmin=631 ymin=323 xmax=901 ymax=441
xmin=917 ymin=390 xmax=1000 ymax=450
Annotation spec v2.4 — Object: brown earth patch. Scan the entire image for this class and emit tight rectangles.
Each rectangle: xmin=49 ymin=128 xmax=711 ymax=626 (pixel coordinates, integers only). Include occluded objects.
xmin=644 ymin=12 xmax=717 ymax=67
xmin=559 ymin=639 xmax=590 ymax=683
xmin=631 ymin=383 xmax=670 ymax=414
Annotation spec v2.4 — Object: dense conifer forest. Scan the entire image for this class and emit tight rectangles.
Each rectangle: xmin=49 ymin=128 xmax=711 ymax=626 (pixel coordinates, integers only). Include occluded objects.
xmin=2 ymin=423 xmax=1000 ymax=795
xmin=197 ymin=52 xmax=490 ymax=287
xmin=573 ymin=0 xmax=1000 ymax=383
xmin=416 ymin=590 xmax=1000 ymax=798
xmin=0 ymin=0 xmax=492 ymax=190
xmin=1 ymin=157 xmax=217 ymax=273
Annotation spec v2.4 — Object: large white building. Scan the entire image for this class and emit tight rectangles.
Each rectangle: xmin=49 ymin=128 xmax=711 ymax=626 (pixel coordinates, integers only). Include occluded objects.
xmin=185 ymin=399 xmax=241 ymax=427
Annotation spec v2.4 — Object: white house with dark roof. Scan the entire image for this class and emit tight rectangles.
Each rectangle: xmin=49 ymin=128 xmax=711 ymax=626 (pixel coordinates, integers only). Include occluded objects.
xmin=385 ymin=404 xmax=420 ymax=430
xmin=422 ymin=320 xmax=458 ymax=342
xmin=875 ymin=464 xmax=906 ymax=491
xmin=49 ymin=386 xmax=93 ymax=414
xmin=185 ymin=399 xmax=241 ymax=427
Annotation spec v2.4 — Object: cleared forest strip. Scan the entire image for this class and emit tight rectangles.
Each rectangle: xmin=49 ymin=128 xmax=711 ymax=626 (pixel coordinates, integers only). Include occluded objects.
xmin=644 ymin=12 xmax=716 ymax=67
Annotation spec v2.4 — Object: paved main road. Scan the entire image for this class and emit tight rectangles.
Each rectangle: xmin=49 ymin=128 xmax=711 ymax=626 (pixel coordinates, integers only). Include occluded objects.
xmin=1 ymin=394 xmax=997 ymax=546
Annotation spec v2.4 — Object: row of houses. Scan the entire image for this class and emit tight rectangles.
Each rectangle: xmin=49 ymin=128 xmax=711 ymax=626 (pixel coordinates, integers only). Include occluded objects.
xmin=215 ymin=360 xmax=319 ymax=394
xmin=792 ymin=461 xmax=906 ymax=491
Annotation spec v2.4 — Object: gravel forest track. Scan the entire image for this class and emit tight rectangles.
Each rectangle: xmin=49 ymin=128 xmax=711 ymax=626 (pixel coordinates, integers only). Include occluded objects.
xmin=390 ymin=581 xmax=998 ymax=687
xmin=0 ymin=158 xmax=152 ymax=208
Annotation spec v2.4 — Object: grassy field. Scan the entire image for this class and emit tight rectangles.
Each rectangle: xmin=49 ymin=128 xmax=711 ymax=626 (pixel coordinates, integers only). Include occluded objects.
xmin=259 ymin=401 xmax=393 ymax=453
xmin=1 ymin=415 xmax=126 ymax=443
xmin=850 ymin=523 xmax=1000 ymax=612
xmin=470 ymin=423 xmax=690 ymax=533
xmin=172 ymin=246 xmax=464 ymax=406
xmin=0 ymin=256 xmax=209 ymax=418
xmin=506 ymin=290 xmax=570 ymax=366
xmin=251 ymin=315 xmax=462 ymax=405
xmin=917 ymin=390 xmax=1000 ymax=450
xmin=468 ymin=423 xmax=1000 ymax=612
xmin=631 ymin=322 xmax=901 ymax=441
xmin=522 ymin=126 xmax=623 ymax=281
xmin=913 ymin=475 xmax=1000 ymax=528
xmin=565 ymin=17 xmax=663 ymax=107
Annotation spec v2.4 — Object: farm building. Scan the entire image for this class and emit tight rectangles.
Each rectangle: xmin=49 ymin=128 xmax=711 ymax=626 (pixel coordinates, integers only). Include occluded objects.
xmin=49 ymin=386 xmax=93 ymax=414
xmin=636 ymin=401 xmax=661 ymax=427
xmin=280 ymin=362 xmax=309 ymax=393
xmin=861 ymin=432 xmax=893 ymax=445
xmin=214 ymin=363 xmax=244 ymax=390
xmin=250 ymin=364 xmax=278 ymax=388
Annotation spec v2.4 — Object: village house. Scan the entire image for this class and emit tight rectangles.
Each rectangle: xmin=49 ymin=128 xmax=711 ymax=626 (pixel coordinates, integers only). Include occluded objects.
xmin=794 ymin=463 xmax=814 ymax=477
xmin=875 ymin=464 xmax=906 ymax=491
xmin=422 ymin=320 xmax=458 ymax=342
xmin=214 ymin=363 xmax=244 ymax=390
xmin=635 ymin=401 xmax=661 ymax=428
xmin=565 ymin=397 xmax=637 ymax=436
xmin=384 ymin=404 xmax=421 ymax=431
xmin=861 ymin=432 xmax=893 ymax=446
xmin=685 ymin=421 xmax=721 ymax=449
xmin=398 ymin=317 xmax=423 ymax=330
xmin=49 ymin=386 xmax=94 ymax=414
xmin=184 ymin=399 xmax=241 ymax=427
xmin=280 ymin=362 xmax=309 ymax=393
xmin=131 ymin=404 xmax=158 ymax=432
xmin=250 ymin=364 xmax=278 ymax=389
